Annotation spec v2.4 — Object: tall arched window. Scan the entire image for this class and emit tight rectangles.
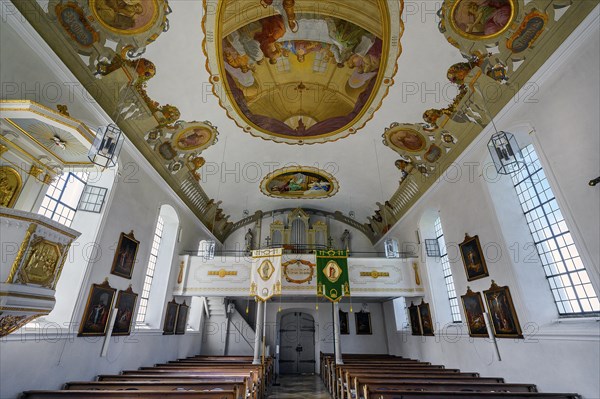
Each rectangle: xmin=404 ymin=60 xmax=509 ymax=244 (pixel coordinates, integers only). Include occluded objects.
xmin=511 ymin=145 xmax=599 ymax=315
xmin=434 ymin=217 xmax=462 ymax=322
xmin=137 ymin=204 xmax=180 ymax=326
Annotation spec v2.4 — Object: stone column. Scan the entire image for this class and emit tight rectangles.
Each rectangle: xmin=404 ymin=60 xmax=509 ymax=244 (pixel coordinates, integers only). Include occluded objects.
xmin=333 ymin=302 xmax=343 ymax=364
xmin=253 ymin=300 xmax=264 ymax=364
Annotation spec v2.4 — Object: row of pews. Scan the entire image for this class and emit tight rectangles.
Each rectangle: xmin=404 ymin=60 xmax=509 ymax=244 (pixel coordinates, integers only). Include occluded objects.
xmin=320 ymin=353 xmax=581 ymax=399
xmin=22 ymin=355 xmax=274 ymax=399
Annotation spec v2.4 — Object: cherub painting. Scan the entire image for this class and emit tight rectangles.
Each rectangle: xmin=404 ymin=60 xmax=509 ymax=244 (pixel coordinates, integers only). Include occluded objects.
xmin=453 ymin=0 xmax=514 ymax=38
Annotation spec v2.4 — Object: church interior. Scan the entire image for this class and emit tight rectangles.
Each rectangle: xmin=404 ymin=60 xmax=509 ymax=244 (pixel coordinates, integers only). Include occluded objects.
xmin=0 ymin=0 xmax=599 ymax=398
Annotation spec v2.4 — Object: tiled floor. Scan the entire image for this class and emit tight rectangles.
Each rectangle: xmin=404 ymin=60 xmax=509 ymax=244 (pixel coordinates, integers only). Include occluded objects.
xmin=266 ymin=374 xmax=331 ymax=398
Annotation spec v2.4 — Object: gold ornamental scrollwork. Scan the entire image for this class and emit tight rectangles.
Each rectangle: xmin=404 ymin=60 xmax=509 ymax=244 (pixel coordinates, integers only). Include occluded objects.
xmin=6 ymin=224 xmax=37 ymax=283
xmin=360 ymin=271 xmax=390 ymax=279
xmin=282 ymin=259 xmax=315 ymax=284
xmin=208 ymin=269 xmax=238 ymax=278
xmin=0 ymin=314 xmax=42 ymax=337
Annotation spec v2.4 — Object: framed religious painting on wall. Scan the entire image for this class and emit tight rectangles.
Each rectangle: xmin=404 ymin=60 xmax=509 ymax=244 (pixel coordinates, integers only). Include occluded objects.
xmin=339 ymin=310 xmax=349 ymax=335
xmin=110 ymin=231 xmax=139 ymax=279
xmin=459 ymin=234 xmax=489 ymax=281
xmin=484 ymin=281 xmax=523 ymax=339
xmin=112 ymin=286 xmax=138 ymax=336
xmin=163 ymin=299 xmax=179 ymax=335
xmin=408 ymin=301 xmax=422 ymax=336
xmin=418 ymin=300 xmax=435 ymax=336
xmin=354 ymin=311 xmax=372 ymax=335
xmin=175 ymin=301 xmax=189 ymax=335
xmin=461 ymin=287 xmax=489 ymax=337
xmin=78 ymin=280 xmax=116 ymax=336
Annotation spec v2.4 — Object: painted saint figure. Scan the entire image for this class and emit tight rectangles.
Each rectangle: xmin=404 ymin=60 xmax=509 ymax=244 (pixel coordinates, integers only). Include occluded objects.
xmin=94 ymin=0 xmax=144 ymax=30
xmin=464 ymin=0 xmax=512 ymax=36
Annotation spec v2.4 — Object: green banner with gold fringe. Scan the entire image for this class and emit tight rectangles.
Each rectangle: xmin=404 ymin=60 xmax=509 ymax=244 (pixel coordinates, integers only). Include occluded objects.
xmin=316 ymin=250 xmax=350 ymax=302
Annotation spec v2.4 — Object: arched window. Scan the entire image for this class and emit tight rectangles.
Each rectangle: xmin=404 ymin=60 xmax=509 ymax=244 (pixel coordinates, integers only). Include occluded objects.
xmin=511 ymin=145 xmax=599 ymax=315
xmin=434 ymin=217 xmax=462 ymax=322
xmin=137 ymin=204 xmax=180 ymax=326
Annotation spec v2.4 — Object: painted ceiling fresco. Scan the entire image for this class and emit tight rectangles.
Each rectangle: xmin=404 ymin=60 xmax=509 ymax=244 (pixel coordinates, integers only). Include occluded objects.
xmin=260 ymin=166 xmax=339 ymax=199
xmin=10 ymin=0 xmax=595 ymax=242
xmin=203 ymin=0 xmax=403 ymax=144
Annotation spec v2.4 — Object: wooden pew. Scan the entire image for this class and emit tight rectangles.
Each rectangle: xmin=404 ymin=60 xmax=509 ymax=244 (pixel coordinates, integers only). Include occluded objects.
xmin=349 ymin=375 xmax=507 ymax=399
xmin=22 ymin=391 xmax=236 ymax=399
xmin=336 ymin=367 xmax=478 ymax=399
xmin=97 ymin=374 xmax=253 ymax=399
xmin=358 ymin=381 xmax=537 ymax=399
xmin=63 ymin=381 xmax=245 ymax=399
xmin=119 ymin=369 xmax=259 ymax=399
xmin=365 ymin=389 xmax=581 ymax=399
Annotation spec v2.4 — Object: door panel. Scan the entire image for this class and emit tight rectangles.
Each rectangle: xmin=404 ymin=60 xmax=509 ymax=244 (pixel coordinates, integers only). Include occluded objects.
xmin=278 ymin=312 xmax=315 ymax=374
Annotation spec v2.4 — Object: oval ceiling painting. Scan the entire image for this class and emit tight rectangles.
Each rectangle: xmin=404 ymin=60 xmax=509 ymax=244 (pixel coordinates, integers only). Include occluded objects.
xmin=260 ymin=166 xmax=339 ymax=199
xmin=203 ymin=0 xmax=404 ymax=144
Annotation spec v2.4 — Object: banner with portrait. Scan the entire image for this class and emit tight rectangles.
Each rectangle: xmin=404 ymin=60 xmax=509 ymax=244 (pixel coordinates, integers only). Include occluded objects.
xmin=250 ymin=248 xmax=283 ymax=301
xmin=316 ymin=250 xmax=350 ymax=302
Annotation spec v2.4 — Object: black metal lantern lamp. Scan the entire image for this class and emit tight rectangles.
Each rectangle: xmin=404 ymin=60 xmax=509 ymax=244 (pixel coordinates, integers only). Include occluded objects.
xmin=487 ymin=131 xmax=524 ymax=175
xmin=88 ymin=124 xmax=124 ymax=168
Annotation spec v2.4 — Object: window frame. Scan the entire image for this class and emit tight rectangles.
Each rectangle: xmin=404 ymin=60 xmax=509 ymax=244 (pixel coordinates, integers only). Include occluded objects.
xmin=434 ymin=217 xmax=462 ymax=323
xmin=511 ymin=144 xmax=599 ymax=316
xmin=136 ymin=215 xmax=165 ymax=324
xmin=38 ymin=171 xmax=88 ymax=227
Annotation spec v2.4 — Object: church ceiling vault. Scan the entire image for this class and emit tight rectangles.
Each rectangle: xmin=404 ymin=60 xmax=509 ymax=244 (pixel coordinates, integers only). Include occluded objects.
xmin=8 ymin=0 xmax=596 ymax=243
xmin=202 ymin=0 xmax=404 ymax=144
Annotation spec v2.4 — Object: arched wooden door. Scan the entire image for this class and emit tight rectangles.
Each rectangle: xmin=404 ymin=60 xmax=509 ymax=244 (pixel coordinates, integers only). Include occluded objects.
xmin=279 ymin=312 xmax=315 ymax=374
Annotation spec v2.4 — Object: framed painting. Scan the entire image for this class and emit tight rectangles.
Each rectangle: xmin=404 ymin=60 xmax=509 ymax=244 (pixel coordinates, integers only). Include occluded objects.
xmin=175 ymin=301 xmax=189 ymax=335
xmin=354 ymin=311 xmax=372 ymax=335
xmin=484 ymin=281 xmax=523 ymax=339
xmin=450 ymin=0 xmax=517 ymax=41
xmin=78 ymin=280 xmax=116 ymax=336
xmin=339 ymin=310 xmax=349 ymax=335
xmin=461 ymin=287 xmax=489 ymax=337
xmin=408 ymin=301 xmax=422 ymax=336
xmin=459 ymin=234 xmax=489 ymax=281
xmin=418 ymin=300 xmax=435 ymax=336
xmin=112 ymin=286 xmax=138 ymax=336
xmin=110 ymin=231 xmax=139 ymax=279
xmin=163 ymin=299 xmax=179 ymax=335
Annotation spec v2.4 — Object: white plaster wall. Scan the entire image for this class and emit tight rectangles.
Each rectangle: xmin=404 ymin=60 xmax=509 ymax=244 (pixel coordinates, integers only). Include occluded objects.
xmin=381 ymin=14 xmax=600 ymax=399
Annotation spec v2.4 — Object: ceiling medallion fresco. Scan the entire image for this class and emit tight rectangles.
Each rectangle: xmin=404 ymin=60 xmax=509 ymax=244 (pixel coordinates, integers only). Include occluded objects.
xmin=146 ymin=121 xmax=218 ymax=178
xmin=260 ymin=166 xmax=339 ymax=199
xmin=50 ymin=0 xmax=171 ymax=65
xmin=202 ymin=0 xmax=404 ymax=144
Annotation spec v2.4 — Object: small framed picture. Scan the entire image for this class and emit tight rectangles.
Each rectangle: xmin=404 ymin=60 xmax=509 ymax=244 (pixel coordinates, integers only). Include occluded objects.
xmin=461 ymin=287 xmax=489 ymax=338
xmin=354 ymin=311 xmax=372 ymax=335
xmin=112 ymin=286 xmax=138 ymax=336
xmin=78 ymin=280 xmax=116 ymax=336
xmin=175 ymin=301 xmax=189 ymax=335
xmin=484 ymin=281 xmax=523 ymax=339
xmin=408 ymin=302 xmax=422 ymax=336
xmin=163 ymin=299 xmax=179 ymax=335
xmin=418 ymin=300 xmax=434 ymax=336
xmin=110 ymin=231 xmax=139 ymax=279
xmin=339 ymin=310 xmax=349 ymax=335
xmin=459 ymin=234 xmax=489 ymax=281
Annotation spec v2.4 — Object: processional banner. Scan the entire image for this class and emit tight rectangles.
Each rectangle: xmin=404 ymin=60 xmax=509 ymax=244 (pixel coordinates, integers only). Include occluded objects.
xmin=250 ymin=248 xmax=283 ymax=301
xmin=316 ymin=250 xmax=350 ymax=302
